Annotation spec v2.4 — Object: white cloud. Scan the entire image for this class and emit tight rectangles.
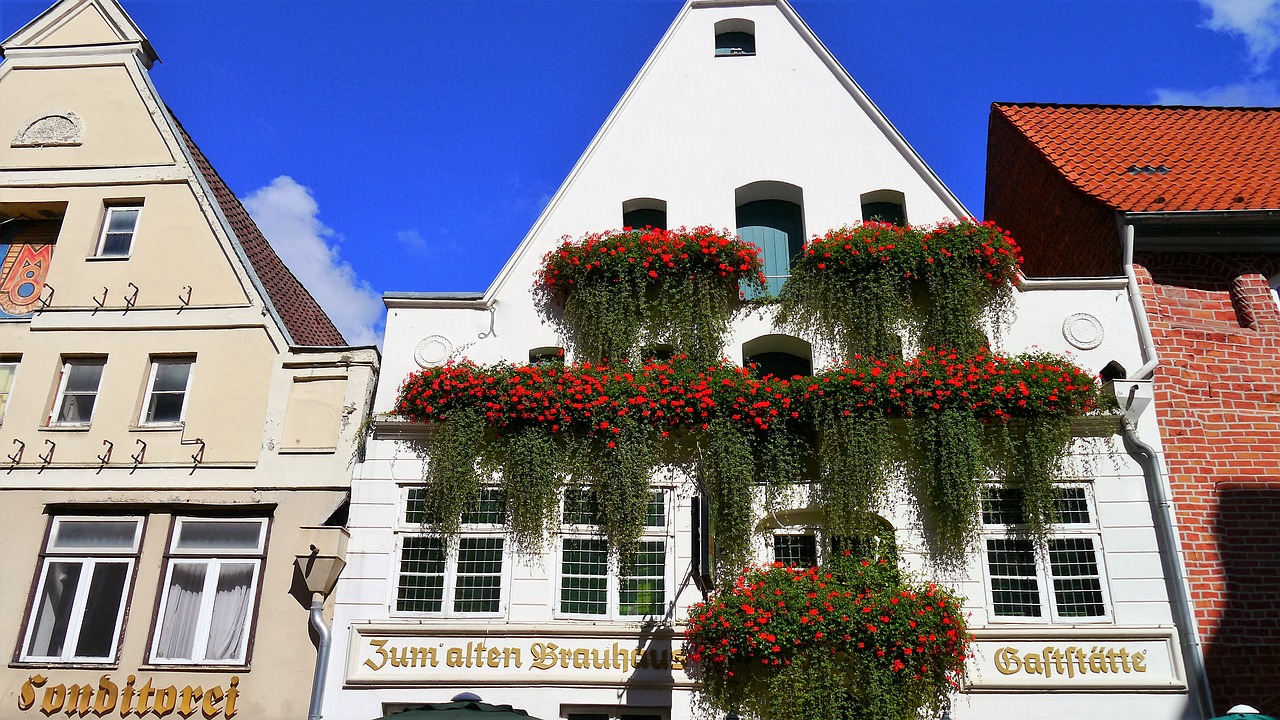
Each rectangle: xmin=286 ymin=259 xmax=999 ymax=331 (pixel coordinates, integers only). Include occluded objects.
xmin=395 ymin=228 xmax=428 ymax=254
xmin=1198 ymin=0 xmax=1280 ymax=71
xmin=1154 ymin=79 xmax=1280 ymax=105
xmin=243 ymin=176 xmax=383 ymax=346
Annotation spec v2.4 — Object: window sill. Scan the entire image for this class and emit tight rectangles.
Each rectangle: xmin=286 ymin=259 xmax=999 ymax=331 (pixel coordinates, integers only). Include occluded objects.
xmin=277 ymin=446 xmax=337 ymax=455
xmin=85 ymin=255 xmax=130 ymax=262
xmin=41 ymin=424 xmax=92 ymax=432
xmin=11 ymin=660 xmax=117 ymax=670
xmin=130 ymin=423 xmax=184 ymax=432
xmin=138 ymin=663 xmax=251 ymax=673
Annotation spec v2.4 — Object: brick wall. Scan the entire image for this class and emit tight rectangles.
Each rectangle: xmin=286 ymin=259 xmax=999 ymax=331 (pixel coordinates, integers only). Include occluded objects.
xmin=1136 ymin=255 xmax=1280 ymax=713
xmin=984 ymin=110 xmax=1122 ymax=278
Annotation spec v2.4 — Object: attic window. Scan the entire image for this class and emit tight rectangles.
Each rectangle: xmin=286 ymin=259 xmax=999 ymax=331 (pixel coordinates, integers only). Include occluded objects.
xmin=622 ymin=198 xmax=667 ymax=231
xmin=1126 ymin=165 xmax=1171 ymax=175
xmin=860 ymin=189 xmax=907 ymax=226
xmin=715 ymin=19 xmax=755 ymax=56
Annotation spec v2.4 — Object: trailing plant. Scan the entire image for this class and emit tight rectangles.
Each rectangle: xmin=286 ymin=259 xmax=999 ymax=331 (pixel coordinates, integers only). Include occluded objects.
xmin=481 ymin=425 xmax=563 ymax=556
xmin=917 ymin=220 xmax=1022 ymax=354
xmin=537 ymin=226 xmax=766 ymax=363
xmin=776 ymin=223 xmax=921 ymax=358
xmin=684 ymin=554 xmax=969 ymax=720
xmin=416 ymin=407 xmax=485 ymax=544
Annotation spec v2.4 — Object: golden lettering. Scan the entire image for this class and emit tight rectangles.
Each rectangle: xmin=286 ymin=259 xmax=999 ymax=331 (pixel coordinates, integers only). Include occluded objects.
xmin=486 ymin=647 xmax=501 ymax=668
xmin=446 ymin=647 xmax=464 ymax=668
xmin=94 ymin=675 xmax=119 ymax=715
xmin=201 ymin=686 xmax=224 ymax=719
xmin=40 ymin=683 xmax=65 ymax=715
xmin=559 ymin=647 xmax=572 ymax=668
xmin=224 ymin=677 xmax=239 ymax=719
xmin=121 ymin=675 xmax=138 ymax=717
xmin=17 ymin=674 xmax=44 ymax=711
xmin=505 ymin=647 xmax=521 ymax=668
xmin=993 ymin=647 xmax=1021 ymax=675
xmin=364 ymin=639 xmax=390 ymax=671
xmin=178 ymin=686 xmax=203 ymax=718
xmin=137 ymin=679 xmax=156 ymax=716
xmin=1132 ymin=651 xmax=1147 ymax=673
xmin=672 ymin=649 xmax=685 ymax=671
xmin=990 ymin=645 xmax=1153 ymax=679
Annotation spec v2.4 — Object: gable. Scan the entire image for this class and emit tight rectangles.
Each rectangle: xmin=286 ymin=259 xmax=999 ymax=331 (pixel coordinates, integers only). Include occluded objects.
xmin=2 ymin=0 xmax=157 ymax=65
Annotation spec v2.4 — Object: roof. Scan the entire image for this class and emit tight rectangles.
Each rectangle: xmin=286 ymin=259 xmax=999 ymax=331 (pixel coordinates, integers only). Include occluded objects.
xmin=171 ymin=115 xmax=346 ymax=347
xmin=992 ymin=103 xmax=1280 ymax=213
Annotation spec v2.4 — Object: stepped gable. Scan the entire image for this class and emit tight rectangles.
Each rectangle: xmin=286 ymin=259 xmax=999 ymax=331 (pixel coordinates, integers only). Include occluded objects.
xmin=171 ymin=112 xmax=346 ymax=347
xmin=993 ymin=102 xmax=1280 ymax=212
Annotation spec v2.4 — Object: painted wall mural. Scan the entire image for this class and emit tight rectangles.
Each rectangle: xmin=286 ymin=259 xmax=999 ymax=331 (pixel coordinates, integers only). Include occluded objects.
xmin=0 ymin=220 xmax=57 ymax=318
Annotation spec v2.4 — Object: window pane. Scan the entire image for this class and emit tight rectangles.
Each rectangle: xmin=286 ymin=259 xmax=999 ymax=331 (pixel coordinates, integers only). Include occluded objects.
xmin=405 ymin=487 xmax=428 ymax=524
xmin=152 ymin=361 xmax=192 ymax=392
xmin=461 ymin=488 xmax=506 ymax=525
xmin=454 ymin=538 xmax=503 ymax=613
xmin=562 ymin=489 xmax=599 ymax=526
xmin=1056 ymin=488 xmax=1091 ymax=524
xmin=644 ymin=492 xmax=665 ymax=527
xmin=147 ymin=392 xmax=185 ymax=423
xmin=987 ymin=539 xmax=1042 ymax=617
xmin=981 ymin=487 xmax=1025 ymax=525
xmin=773 ymin=534 xmax=817 ymax=567
xmin=56 ymin=393 xmax=96 ymax=423
xmin=106 ymin=208 xmax=139 ymax=233
xmin=204 ymin=562 xmax=255 ymax=661
xmin=26 ymin=561 xmax=81 ymax=657
xmin=74 ymin=561 xmax=128 ymax=658
xmin=620 ymin=541 xmax=665 ymax=616
xmin=64 ymin=362 xmax=104 ymax=392
xmin=397 ymin=537 xmax=445 ymax=612
xmin=175 ymin=520 xmax=263 ymax=551
xmin=0 ymin=364 xmax=15 ymax=419
xmin=52 ymin=519 xmax=139 ymax=551
xmin=1049 ymin=538 xmax=1106 ymax=617
xmin=155 ymin=562 xmax=207 ymax=660
xmin=561 ymin=538 xmax=607 ymax=614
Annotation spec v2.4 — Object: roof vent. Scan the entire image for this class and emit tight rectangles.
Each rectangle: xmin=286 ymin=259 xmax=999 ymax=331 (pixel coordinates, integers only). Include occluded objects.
xmin=1126 ymin=164 xmax=1172 ymax=175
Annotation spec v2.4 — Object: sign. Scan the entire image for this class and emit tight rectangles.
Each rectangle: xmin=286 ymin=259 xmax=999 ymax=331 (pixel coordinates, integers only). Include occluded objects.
xmin=345 ymin=625 xmax=692 ymax=687
xmin=17 ymin=674 xmax=240 ymax=718
xmin=965 ymin=630 xmax=1186 ymax=691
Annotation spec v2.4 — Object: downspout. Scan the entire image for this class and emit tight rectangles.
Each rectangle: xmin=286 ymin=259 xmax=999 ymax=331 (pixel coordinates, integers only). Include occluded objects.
xmin=1120 ymin=222 xmax=1213 ymax=717
xmin=307 ymin=593 xmax=331 ymax=720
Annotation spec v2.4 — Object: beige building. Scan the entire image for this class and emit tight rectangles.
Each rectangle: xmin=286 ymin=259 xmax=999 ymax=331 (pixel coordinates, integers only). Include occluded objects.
xmin=0 ymin=1 xmax=378 ymax=718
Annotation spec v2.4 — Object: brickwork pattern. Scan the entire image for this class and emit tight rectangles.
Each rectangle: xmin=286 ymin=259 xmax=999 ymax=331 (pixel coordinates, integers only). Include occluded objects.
xmin=1137 ymin=260 xmax=1280 ymax=713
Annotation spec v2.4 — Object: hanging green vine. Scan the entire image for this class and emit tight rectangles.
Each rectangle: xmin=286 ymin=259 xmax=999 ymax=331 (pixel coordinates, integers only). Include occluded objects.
xmin=481 ymin=426 xmax=564 ymax=556
xmin=917 ymin=220 xmax=1021 ymax=353
xmin=910 ymin=407 xmax=987 ymax=564
xmin=417 ymin=407 xmax=485 ymax=544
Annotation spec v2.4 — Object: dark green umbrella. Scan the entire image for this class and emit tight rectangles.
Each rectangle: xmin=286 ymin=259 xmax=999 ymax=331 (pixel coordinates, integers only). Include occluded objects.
xmin=377 ymin=700 xmax=544 ymax=720
xmin=1208 ymin=706 xmax=1279 ymax=720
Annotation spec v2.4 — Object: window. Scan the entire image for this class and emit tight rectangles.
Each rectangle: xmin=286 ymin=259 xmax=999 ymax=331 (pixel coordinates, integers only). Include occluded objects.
xmin=714 ymin=18 xmax=755 ymax=56
xmin=622 ymin=198 xmax=667 ymax=231
xmin=0 ymin=357 xmax=17 ymax=422
xmin=21 ymin=517 xmax=142 ymax=663
xmin=559 ymin=488 xmax=669 ymax=618
xmin=981 ymin=485 xmax=1111 ymax=622
xmin=396 ymin=488 xmax=507 ymax=615
xmin=563 ymin=707 xmax=668 ymax=720
xmin=151 ymin=518 xmax=267 ymax=665
xmin=736 ymin=182 xmax=804 ymax=298
xmin=773 ymin=534 xmax=817 ymax=567
xmin=50 ymin=357 xmax=106 ymax=426
xmin=743 ymin=334 xmax=812 ymax=380
xmin=95 ymin=205 xmax=141 ymax=258
xmin=529 ymin=346 xmax=565 ymax=366
xmin=140 ymin=357 xmax=193 ymax=426
xmin=860 ymin=190 xmax=907 ymax=227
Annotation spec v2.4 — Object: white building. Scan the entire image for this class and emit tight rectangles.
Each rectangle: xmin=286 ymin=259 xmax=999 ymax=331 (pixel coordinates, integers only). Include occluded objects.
xmin=324 ymin=2 xmax=1200 ymax=718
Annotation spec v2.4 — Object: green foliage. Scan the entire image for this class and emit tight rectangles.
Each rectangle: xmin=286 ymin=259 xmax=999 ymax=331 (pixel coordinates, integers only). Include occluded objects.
xmin=698 ymin=420 xmax=760 ymax=576
xmin=572 ymin=419 xmax=660 ymax=566
xmin=685 ymin=556 xmax=968 ymax=720
xmin=777 ymin=224 xmax=920 ymax=357
xmin=813 ymin=413 xmax=897 ymax=540
xmin=917 ymin=221 xmax=1021 ymax=353
xmin=910 ymin=407 xmax=986 ymax=564
xmin=482 ymin=426 xmax=564 ymax=556
xmin=418 ymin=408 xmax=485 ymax=544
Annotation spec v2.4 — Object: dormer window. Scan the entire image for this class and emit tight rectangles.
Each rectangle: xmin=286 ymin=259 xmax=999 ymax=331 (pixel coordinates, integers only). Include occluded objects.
xmin=622 ymin=198 xmax=667 ymax=231
xmin=714 ymin=19 xmax=755 ymax=56
xmin=860 ymin=189 xmax=907 ymax=227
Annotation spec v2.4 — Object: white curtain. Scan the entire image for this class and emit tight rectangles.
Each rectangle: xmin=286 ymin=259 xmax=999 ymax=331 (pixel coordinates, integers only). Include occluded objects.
xmin=204 ymin=563 xmax=253 ymax=661
xmin=155 ymin=563 xmax=205 ymax=659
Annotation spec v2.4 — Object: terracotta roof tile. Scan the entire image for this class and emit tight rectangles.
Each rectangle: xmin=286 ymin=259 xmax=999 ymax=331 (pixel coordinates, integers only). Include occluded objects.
xmin=992 ymin=103 xmax=1280 ymax=213
xmin=170 ymin=114 xmax=347 ymax=347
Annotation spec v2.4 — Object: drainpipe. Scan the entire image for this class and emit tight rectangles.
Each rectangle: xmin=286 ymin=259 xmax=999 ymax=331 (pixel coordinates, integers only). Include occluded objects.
xmin=1120 ymin=222 xmax=1213 ymax=717
xmin=308 ymin=593 xmax=331 ymax=720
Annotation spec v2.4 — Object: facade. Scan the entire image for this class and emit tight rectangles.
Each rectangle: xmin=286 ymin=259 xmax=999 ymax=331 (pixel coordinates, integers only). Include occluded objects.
xmin=326 ymin=3 xmax=1196 ymax=720
xmin=986 ymin=102 xmax=1280 ymax=716
xmin=0 ymin=1 xmax=378 ymax=718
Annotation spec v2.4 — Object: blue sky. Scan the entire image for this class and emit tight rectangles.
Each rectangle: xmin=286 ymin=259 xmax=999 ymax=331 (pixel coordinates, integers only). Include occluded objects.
xmin=3 ymin=0 xmax=1277 ymax=345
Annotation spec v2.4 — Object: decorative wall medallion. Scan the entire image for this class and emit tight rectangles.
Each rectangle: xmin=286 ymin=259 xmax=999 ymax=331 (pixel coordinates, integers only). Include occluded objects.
xmin=12 ymin=111 xmax=83 ymax=147
xmin=414 ymin=335 xmax=453 ymax=367
xmin=1061 ymin=313 xmax=1104 ymax=350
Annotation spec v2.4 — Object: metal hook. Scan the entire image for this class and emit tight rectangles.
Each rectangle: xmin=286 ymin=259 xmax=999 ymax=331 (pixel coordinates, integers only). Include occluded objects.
xmin=7 ymin=438 xmax=24 ymax=465
xmin=37 ymin=284 xmax=54 ymax=313
xmin=97 ymin=439 xmax=113 ymax=470
xmin=91 ymin=286 xmax=107 ymax=314
xmin=37 ymin=439 xmax=55 ymax=469
xmin=181 ymin=437 xmax=205 ymax=474
xmin=123 ymin=283 xmax=139 ymax=313
xmin=178 ymin=286 xmax=192 ymax=312
xmin=477 ymin=306 xmax=497 ymax=339
xmin=130 ymin=438 xmax=147 ymax=465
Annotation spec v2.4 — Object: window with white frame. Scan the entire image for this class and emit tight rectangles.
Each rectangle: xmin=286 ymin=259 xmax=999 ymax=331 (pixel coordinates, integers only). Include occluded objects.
xmin=559 ymin=488 xmax=669 ymax=618
xmin=562 ymin=706 xmax=669 ymax=720
xmin=150 ymin=518 xmax=267 ymax=665
xmin=396 ymin=487 xmax=507 ymax=614
xmin=21 ymin=516 xmax=143 ymax=663
xmin=770 ymin=528 xmax=894 ymax=568
xmin=140 ymin=357 xmax=194 ymax=426
xmin=981 ymin=485 xmax=1111 ymax=622
xmin=95 ymin=205 xmax=141 ymax=257
xmin=50 ymin=357 xmax=106 ymax=426
xmin=0 ymin=357 xmax=18 ymax=423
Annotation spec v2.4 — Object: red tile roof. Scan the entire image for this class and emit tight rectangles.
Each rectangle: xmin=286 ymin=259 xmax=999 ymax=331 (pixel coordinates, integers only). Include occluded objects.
xmin=992 ymin=103 xmax=1280 ymax=213
xmin=171 ymin=115 xmax=347 ymax=347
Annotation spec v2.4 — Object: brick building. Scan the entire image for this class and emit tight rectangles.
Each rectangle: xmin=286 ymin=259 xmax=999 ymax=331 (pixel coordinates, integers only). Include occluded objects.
xmin=986 ymin=102 xmax=1280 ymax=715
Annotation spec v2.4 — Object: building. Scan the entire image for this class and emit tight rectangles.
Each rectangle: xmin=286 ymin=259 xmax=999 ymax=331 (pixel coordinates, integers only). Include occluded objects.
xmin=325 ymin=3 xmax=1196 ymax=719
xmin=986 ymin=102 xmax=1280 ymax=716
xmin=0 ymin=1 xmax=378 ymax=718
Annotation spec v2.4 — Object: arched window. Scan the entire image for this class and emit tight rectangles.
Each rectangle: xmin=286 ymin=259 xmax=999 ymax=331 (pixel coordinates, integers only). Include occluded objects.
xmin=736 ymin=181 xmax=805 ymax=298
xmin=622 ymin=198 xmax=667 ymax=231
xmin=529 ymin=346 xmax=564 ymax=366
xmin=714 ymin=19 xmax=755 ymax=56
xmin=743 ymin=334 xmax=812 ymax=380
xmin=860 ymin=189 xmax=907 ymax=227
xmin=759 ymin=508 xmax=897 ymax=568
